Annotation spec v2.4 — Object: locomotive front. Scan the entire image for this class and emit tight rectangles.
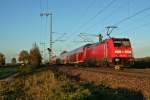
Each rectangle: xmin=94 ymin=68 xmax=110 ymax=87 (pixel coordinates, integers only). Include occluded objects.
xmin=111 ymin=38 xmax=134 ymax=69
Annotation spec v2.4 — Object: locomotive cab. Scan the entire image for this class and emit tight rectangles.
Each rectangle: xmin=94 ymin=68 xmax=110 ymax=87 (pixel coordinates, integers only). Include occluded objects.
xmin=111 ymin=38 xmax=134 ymax=69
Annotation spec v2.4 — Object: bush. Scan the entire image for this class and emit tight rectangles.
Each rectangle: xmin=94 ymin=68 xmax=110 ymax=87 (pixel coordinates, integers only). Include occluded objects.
xmin=0 ymin=52 xmax=5 ymax=66
xmin=29 ymin=43 xmax=42 ymax=67
xmin=18 ymin=50 xmax=29 ymax=64
xmin=11 ymin=58 xmax=17 ymax=65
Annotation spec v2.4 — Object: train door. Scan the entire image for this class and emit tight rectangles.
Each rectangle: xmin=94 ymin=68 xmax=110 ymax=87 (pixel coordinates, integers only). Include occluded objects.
xmin=84 ymin=47 xmax=87 ymax=60
xmin=84 ymin=47 xmax=91 ymax=60
xmin=104 ymin=41 xmax=108 ymax=60
xmin=103 ymin=41 xmax=108 ymax=66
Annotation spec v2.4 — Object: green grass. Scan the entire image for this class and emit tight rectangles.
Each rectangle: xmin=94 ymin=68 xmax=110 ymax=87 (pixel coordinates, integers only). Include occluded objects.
xmin=50 ymin=80 xmax=144 ymax=100
xmin=0 ymin=67 xmax=18 ymax=79
xmin=0 ymin=68 xmax=145 ymax=100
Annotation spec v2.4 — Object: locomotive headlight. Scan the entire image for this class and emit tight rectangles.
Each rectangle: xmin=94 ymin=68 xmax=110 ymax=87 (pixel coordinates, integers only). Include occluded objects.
xmin=115 ymin=58 xmax=120 ymax=62
xmin=125 ymin=50 xmax=131 ymax=53
xmin=114 ymin=50 xmax=121 ymax=53
xmin=129 ymin=58 xmax=133 ymax=61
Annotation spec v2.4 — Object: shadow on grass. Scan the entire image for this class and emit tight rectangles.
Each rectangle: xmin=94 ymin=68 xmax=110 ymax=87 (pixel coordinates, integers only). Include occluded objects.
xmin=60 ymin=81 xmax=145 ymax=100
xmin=79 ymin=82 xmax=145 ymax=100
xmin=56 ymin=74 xmax=145 ymax=100
xmin=0 ymin=73 xmax=146 ymax=100
xmin=0 ymin=67 xmax=18 ymax=79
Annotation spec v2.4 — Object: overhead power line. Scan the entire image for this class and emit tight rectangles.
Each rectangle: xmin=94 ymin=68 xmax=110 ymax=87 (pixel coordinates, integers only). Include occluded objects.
xmin=121 ymin=20 xmax=150 ymax=34
xmin=114 ymin=6 xmax=150 ymax=25
xmin=64 ymin=0 xmax=117 ymax=45
xmin=54 ymin=33 xmax=67 ymax=42
xmin=46 ymin=0 xmax=49 ymax=12
xmin=73 ymin=0 xmax=117 ymax=33
xmin=40 ymin=0 xmax=42 ymax=11
xmin=73 ymin=0 xmax=97 ymax=30
xmin=84 ymin=1 xmax=122 ymax=33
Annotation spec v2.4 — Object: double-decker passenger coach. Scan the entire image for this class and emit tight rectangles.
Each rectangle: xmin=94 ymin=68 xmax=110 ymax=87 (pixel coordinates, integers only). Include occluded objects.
xmin=58 ymin=37 xmax=134 ymax=69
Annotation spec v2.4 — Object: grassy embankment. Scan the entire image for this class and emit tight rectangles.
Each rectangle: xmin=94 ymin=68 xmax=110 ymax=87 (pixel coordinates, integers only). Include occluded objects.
xmin=0 ymin=66 xmax=144 ymax=100
xmin=0 ymin=66 xmax=19 ymax=79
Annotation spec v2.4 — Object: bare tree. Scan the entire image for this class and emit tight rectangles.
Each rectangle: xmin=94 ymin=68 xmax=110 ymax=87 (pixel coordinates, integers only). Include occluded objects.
xmin=0 ymin=53 xmax=5 ymax=66
xmin=29 ymin=43 xmax=42 ymax=67
xmin=18 ymin=50 xmax=29 ymax=65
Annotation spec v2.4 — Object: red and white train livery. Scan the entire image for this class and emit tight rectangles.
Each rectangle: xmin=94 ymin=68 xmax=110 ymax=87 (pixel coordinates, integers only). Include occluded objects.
xmin=53 ymin=37 xmax=134 ymax=69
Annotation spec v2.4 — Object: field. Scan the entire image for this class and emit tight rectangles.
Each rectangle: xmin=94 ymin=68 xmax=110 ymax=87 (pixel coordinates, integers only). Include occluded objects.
xmin=0 ymin=66 xmax=145 ymax=100
xmin=0 ymin=66 xmax=18 ymax=79
xmin=56 ymin=66 xmax=150 ymax=100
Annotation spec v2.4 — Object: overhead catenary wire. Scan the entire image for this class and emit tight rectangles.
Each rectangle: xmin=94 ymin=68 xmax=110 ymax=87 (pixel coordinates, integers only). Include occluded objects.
xmin=97 ymin=0 xmax=131 ymax=37
xmin=72 ymin=0 xmax=97 ymax=31
xmin=84 ymin=0 xmax=97 ymax=12
xmin=40 ymin=0 xmax=41 ymax=11
xmin=59 ymin=1 xmax=150 ymax=56
xmin=46 ymin=0 xmax=49 ymax=12
xmin=40 ymin=0 xmax=44 ymax=43
xmin=54 ymin=33 xmax=67 ymax=42
xmin=64 ymin=0 xmax=117 ymax=45
xmin=120 ymin=17 xmax=150 ymax=34
xmin=40 ymin=14 xmax=43 ymax=40
xmin=72 ymin=0 xmax=117 ymax=34
xmin=74 ymin=0 xmax=131 ymax=39
xmin=127 ymin=0 xmax=130 ymax=16
xmin=39 ymin=0 xmax=51 ymax=60
xmin=96 ymin=0 xmax=130 ymax=36
xmin=93 ymin=0 xmax=131 ymax=36
xmin=117 ymin=3 xmax=150 ymax=34
xmin=114 ymin=6 xmax=150 ymax=26
xmin=83 ymin=1 xmax=122 ymax=33
xmin=106 ymin=5 xmax=150 ymax=38
xmin=96 ymin=5 xmax=150 ymax=38
xmin=61 ymin=0 xmax=117 ymax=51
xmin=125 ymin=22 xmax=150 ymax=34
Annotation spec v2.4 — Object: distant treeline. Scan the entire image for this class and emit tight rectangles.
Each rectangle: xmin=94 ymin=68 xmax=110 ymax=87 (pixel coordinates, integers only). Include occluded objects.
xmin=134 ymin=56 xmax=150 ymax=68
xmin=135 ymin=56 xmax=150 ymax=62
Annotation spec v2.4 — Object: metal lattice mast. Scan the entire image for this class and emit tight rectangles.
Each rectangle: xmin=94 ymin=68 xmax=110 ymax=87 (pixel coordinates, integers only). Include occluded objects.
xmin=40 ymin=12 xmax=53 ymax=62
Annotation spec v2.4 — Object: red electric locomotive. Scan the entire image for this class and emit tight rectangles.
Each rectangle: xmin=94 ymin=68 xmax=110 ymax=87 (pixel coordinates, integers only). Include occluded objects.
xmin=59 ymin=37 xmax=134 ymax=69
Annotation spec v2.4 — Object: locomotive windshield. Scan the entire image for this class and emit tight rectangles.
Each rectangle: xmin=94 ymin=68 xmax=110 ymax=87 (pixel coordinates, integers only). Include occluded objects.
xmin=113 ymin=39 xmax=130 ymax=47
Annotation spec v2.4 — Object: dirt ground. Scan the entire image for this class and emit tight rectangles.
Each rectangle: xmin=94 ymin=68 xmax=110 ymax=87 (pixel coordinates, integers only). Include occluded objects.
xmin=57 ymin=66 xmax=150 ymax=100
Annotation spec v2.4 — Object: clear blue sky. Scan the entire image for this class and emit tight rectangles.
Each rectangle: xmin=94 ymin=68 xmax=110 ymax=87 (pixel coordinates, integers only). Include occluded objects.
xmin=0 ymin=0 xmax=150 ymax=62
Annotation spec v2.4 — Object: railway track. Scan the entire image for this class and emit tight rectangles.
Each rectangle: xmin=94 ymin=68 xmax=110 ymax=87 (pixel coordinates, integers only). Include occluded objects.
xmin=82 ymin=68 xmax=150 ymax=79
xmin=56 ymin=65 xmax=150 ymax=99
xmin=59 ymin=65 xmax=150 ymax=79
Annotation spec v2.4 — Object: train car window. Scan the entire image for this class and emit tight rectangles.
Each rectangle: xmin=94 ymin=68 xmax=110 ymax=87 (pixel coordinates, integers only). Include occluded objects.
xmin=122 ymin=41 xmax=130 ymax=46
xmin=113 ymin=40 xmax=122 ymax=47
xmin=113 ymin=40 xmax=130 ymax=47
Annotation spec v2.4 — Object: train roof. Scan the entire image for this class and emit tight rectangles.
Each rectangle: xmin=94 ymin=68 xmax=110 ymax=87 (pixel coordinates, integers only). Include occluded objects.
xmin=66 ymin=37 xmax=130 ymax=55
xmin=111 ymin=37 xmax=130 ymax=40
